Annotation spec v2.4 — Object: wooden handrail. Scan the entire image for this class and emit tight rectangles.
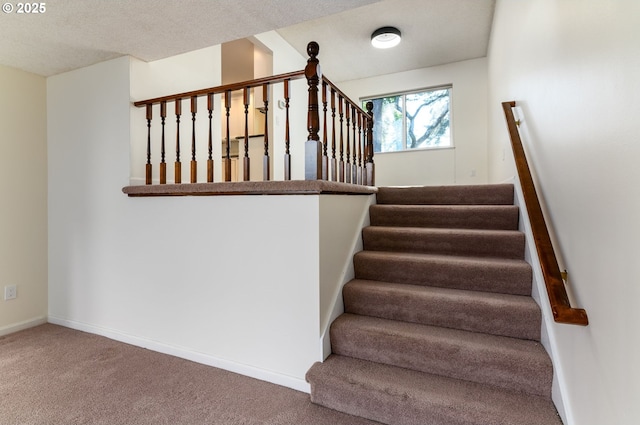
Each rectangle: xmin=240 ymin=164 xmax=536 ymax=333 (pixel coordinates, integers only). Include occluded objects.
xmin=133 ymin=70 xmax=306 ymax=107
xmin=502 ymin=101 xmax=588 ymax=325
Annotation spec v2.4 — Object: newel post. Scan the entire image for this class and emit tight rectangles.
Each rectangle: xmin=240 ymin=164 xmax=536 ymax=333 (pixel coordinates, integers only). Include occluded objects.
xmin=365 ymin=101 xmax=375 ymax=186
xmin=305 ymin=41 xmax=323 ymax=180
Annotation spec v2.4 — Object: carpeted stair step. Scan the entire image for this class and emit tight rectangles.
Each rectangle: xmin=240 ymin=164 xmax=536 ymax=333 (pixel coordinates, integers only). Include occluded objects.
xmin=330 ymin=313 xmax=552 ymax=397
xmin=306 ymin=355 xmax=562 ymax=425
xmin=369 ymin=204 xmax=520 ymax=230
xmin=343 ymin=279 xmax=541 ymax=340
xmin=354 ymin=251 xmax=532 ymax=295
xmin=363 ymin=226 xmax=525 ymax=259
xmin=376 ymin=183 xmax=515 ymax=206
xmin=307 ymin=183 xmax=560 ymax=425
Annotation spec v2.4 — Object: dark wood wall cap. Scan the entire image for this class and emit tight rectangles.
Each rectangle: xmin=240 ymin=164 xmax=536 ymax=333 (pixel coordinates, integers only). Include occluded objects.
xmin=123 ymin=180 xmax=378 ymax=197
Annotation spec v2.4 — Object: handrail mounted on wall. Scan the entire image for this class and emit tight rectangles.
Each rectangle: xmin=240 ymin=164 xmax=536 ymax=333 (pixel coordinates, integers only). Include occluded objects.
xmin=502 ymin=101 xmax=588 ymax=326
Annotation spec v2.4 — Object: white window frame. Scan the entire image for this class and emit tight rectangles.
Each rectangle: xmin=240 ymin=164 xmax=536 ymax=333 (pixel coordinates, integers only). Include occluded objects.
xmin=362 ymin=85 xmax=453 ymax=154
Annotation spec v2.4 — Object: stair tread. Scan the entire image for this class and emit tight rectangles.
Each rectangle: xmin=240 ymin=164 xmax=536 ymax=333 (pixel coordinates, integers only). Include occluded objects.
xmin=376 ymin=184 xmax=515 ymax=205
xmin=366 ymin=225 xmax=524 ymax=236
xmin=363 ymin=226 xmax=525 ymax=259
xmin=355 ymin=249 xmax=529 ymax=266
xmin=343 ymin=279 xmax=541 ymax=340
xmin=354 ymin=250 xmax=532 ymax=295
xmin=308 ymin=183 xmax=560 ymax=424
xmin=369 ymin=204 xmax=520 ymax=230
xmin=331 ymin=313 xmax=551 ymax=397
xmin=306 ymin=355 xmax=562 ymax=425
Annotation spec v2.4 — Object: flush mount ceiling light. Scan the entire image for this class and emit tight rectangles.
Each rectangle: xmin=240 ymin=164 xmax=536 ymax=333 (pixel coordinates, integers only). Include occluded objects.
xmin=371 ymin=26 xmax=402 ymax=49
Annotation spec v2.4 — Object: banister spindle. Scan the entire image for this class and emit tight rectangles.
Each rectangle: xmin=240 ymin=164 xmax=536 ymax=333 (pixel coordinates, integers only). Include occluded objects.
xmin=207 ymin=93 xmax=214 ymax=182
xmin=145 ymin=104 xmax=152 ymax=185
xmin=284 ymin=79 xmax=291 ymax=180
xmin=262 ymin=83 xmax=270 ymax=181
xmin=345 ymin=103 xmax=351 ymax=183
xmin=243 ymin=87 xmax=250 ymax=181
xmin=339 ymin=95 xmax=344 ymax=182
xmin=175 ymin=98 xmax=182 ymax=184
xmin=330 ymin=89 xmax=337 ymax=182
xmin=132 ymin=50 xmax=372 ymax=188
xmin=352 ymin=105 xmax=357 ymax=184
xmin=365 ymin=101 xmax=375 ymax=186
xmin=224 ymin=90 xmax=231 ymax=182
xmin=160 ymin=101 xmax=167 ymax=184
xmin=190 ymin=96 xmax=198 ymax=183
xmin=321 ymin=81 xmax=328 ymax=180
xmin=305 ymin=41 xmax=322 ymax=180
xmin=357 ymin=110 xmax=363 ymax=185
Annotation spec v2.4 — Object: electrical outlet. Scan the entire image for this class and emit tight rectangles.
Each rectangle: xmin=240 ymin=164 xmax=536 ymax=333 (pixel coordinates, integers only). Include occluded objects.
xmin=4 ymin=285 xmax=17 ymax=301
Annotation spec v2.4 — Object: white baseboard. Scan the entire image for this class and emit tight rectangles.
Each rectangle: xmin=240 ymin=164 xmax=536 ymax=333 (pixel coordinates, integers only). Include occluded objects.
xmin=511 ymin=177 xmax=570 ymax=425
xmin=47 ymin=315 xmax=310 ymax=394
xmin=0 ymin=316 xmax=48 ymax=337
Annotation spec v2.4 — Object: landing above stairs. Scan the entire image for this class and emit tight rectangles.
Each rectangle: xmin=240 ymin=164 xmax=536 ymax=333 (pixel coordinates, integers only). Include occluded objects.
xmin=306 ymin=184 xmax=562 ymax=425
xmin=123 ymin=180 xmax=377 ymax=197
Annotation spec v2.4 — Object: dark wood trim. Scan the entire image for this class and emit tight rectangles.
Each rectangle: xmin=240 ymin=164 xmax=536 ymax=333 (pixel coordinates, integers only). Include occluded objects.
xmin=123 ymin=180 xmax=378 ymax=197
xmin=502 ymin=101 xmax=588 ymax=326
xmin=322 ymin=76 xmax=369 ymax=116
xmin=133 ymin=71 xmax=306 ymax=107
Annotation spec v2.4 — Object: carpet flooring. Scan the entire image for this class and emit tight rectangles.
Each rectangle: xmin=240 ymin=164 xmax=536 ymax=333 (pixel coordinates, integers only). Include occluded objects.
xmin=0 ymin=324 xmax=381 ymax=425
xmin=306 ymin=184 xmax=562 ymax=425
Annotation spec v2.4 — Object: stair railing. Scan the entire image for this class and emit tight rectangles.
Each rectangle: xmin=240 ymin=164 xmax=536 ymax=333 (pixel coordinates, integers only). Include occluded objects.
xmin=134 ymin=41 xmax=374 ymax=186
xmin=502 ymin=101 xmax=588 ymax=325
xmin=321 ymin=76 xmax=375 ymax=186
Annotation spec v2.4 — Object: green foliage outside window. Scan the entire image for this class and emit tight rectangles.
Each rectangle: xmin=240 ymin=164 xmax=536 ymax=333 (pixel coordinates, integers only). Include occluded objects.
xmin=364 ymin=87 xmax=451 ymax=153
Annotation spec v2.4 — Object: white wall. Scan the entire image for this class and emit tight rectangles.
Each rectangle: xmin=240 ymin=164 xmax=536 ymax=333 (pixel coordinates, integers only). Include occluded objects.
xmin=487 ymin=1 xmax=640 ymax=424
xmin=319 ymin=194 xmax=373 ymax=357
xmin=49 ymin=55 xmax=318 ymax=388
xmin=48 ymin=52 xmax=373 ymax=392
xmin=0 ymin=65 xmax=48 ymax=335
xmin=338 ymin=58 xmax=488 ymax=186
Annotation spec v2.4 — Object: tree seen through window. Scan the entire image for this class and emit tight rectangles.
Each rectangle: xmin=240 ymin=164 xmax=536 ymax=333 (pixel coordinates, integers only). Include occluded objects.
xmin=365 ymin=87 xmax=451 ymax=153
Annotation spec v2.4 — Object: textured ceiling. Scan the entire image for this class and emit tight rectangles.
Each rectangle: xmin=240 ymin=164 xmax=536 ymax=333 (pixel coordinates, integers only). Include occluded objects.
xmin=0 ymin=0 xmax=495 ymax=81
xmin=0 ymin=0 xmax=379 ymax=76
xmin=278 ymin=0 xmax=496 ymax=82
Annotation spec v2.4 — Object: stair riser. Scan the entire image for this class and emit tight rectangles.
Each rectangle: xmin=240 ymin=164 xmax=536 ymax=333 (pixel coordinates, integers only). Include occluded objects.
xmin=369 ymin=205 xmax=520 ymax=230
xmin=363 ymin=227 xmax=525 ymax=259
xmin=354 ymin=253 xmax=532 ymax=296
xmin=376 ymin=184 xmax=515 ymax=205
xmin=307 ymin=183 xmax=561 ymax=425
xmin=309 ymin=379 xmax=440 ymax=425
xmin=307 ymin=356 xmax=563 ymax=425
xmin=330 ymin=316 xmax=552 ymax=397
xmin=343 ymin=281 xmax=541 ymax=340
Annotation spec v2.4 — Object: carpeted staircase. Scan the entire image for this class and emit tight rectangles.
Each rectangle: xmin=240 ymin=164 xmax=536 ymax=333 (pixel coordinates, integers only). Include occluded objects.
xmin=306 ymin=184 xmax=563 ymax=425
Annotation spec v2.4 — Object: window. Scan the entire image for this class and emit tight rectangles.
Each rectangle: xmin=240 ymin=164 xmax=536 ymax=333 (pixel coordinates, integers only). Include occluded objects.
xmin=364 ymin=86 xmax=452 ymax=153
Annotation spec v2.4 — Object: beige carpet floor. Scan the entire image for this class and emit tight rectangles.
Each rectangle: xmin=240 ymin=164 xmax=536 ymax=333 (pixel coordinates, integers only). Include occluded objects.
xmin=0 ymin=324 xmax=380 ymax=425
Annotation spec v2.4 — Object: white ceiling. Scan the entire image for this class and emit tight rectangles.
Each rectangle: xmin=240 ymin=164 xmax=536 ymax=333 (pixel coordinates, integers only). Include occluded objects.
xmin=0 ymin=0 xmax=495 ymax=81
xmin=277 ymin=0 xmax=495 ymax=82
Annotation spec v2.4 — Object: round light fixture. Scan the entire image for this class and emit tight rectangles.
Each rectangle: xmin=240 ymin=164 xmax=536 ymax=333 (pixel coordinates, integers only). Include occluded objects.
xmin=371 ymin=26 xmax=402 ymax=49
